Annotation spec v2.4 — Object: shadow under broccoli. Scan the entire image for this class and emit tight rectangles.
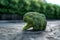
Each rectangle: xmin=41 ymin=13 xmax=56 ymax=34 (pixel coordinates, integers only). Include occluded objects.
xmin=23 ymin=12 xmax=47 ymax=31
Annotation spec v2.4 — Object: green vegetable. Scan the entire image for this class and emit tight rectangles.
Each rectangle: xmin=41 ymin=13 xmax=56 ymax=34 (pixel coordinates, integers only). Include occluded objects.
xmin=23 ymin=12 xmax=47 ymax=31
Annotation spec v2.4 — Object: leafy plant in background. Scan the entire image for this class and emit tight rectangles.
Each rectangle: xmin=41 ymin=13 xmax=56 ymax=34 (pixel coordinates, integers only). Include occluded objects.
xmin=0 ymin=0 xmax=60 ymax=19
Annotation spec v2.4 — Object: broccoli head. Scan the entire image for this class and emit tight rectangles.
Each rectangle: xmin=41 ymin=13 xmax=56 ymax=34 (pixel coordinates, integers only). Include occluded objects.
xmin=23 ymin=12 xmax=47 ymax=31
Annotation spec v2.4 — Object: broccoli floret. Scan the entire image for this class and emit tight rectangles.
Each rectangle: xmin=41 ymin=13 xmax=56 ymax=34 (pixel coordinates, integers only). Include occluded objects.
xmin=23 ymin=12 xmax=47 ymax=31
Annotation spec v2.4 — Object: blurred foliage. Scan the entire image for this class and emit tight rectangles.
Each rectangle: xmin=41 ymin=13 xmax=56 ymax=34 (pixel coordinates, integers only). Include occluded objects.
xmin=0 ymin=0 xmax=60 ymax=19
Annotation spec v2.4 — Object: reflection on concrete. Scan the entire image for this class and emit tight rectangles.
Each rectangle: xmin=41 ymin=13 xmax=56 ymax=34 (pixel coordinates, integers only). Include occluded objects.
xmin=14 ymin=31 xmax=48 ymax=40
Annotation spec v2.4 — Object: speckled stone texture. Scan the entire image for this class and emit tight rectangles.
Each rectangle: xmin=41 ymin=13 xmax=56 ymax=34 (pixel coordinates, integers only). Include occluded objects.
xmin=0 ymin=20 xmax=60 ymax=40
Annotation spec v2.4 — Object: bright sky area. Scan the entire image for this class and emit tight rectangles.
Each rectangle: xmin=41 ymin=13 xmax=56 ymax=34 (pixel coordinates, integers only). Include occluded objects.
xmin=46 ymin=0 xmax=60 ymax=5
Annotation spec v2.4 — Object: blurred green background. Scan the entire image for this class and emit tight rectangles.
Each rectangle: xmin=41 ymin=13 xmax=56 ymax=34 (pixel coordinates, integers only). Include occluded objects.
xmin=0 ymin=0 xmax=60 ymax=20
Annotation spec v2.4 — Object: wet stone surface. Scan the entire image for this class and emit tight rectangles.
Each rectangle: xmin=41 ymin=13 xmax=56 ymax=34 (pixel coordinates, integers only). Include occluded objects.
xmin=0 ymin=20 xmax=60 ymax=40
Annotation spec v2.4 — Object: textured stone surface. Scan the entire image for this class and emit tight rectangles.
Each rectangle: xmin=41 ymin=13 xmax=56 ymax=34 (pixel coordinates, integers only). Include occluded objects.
xmin=0 ymin=20 xmax=60 ymax=40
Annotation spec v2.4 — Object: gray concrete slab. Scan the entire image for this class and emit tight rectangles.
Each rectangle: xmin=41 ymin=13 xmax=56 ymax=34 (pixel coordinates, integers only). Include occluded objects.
xmin=0 ymin=20 xmax=60 ymax=40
